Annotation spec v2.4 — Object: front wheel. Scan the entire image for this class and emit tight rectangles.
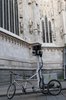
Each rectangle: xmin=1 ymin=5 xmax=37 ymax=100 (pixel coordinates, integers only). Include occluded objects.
xmin=48 ymin=79 xmax=62 ymax=96
xmin=7 ymin=83 xmax=16 ymax=99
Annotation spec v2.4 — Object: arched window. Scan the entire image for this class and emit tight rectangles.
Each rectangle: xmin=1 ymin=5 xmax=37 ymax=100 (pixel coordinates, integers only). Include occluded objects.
xmin=49 ymin=21 xmax=52 ymax=43
xmin=0 ymin=0 xmax=3 ymax=27
xmin=42 ymin=16 xmax=52 ymax=43
xmin=0 ymin=0 xmax=19 ymax=35
xmin=42 ymin=21 xmax=45 ymax=43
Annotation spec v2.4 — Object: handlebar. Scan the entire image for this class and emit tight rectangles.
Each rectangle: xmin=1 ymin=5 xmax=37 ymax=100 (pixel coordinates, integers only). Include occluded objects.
xmin=9 ymin=71 xmax=22 ymax=76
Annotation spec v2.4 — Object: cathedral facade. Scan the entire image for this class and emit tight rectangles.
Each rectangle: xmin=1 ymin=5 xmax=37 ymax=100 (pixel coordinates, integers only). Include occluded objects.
xmin=0 ymin=0 xmax=66 ymax=84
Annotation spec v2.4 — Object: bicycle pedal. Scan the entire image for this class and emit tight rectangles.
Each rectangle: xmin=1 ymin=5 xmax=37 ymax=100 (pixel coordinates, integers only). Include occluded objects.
xmin=32 ymin=86 xmax=34 ymax=89
xmin=22 ymin=87 xmax=26 ymax=94
xmin=32 ymin=86 xmax=35 ymax=91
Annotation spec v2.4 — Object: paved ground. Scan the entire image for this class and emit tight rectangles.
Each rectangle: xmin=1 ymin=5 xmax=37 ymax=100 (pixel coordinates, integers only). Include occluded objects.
xmin=0 ymin=90 xmax=66 ymax=100
xmin=0 ymin=80 xmax=66 ymax=96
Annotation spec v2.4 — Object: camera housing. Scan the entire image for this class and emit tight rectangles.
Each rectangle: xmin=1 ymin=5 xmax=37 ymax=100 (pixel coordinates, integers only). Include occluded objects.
xmin=32 ymin=43 xmax=42 ymax=57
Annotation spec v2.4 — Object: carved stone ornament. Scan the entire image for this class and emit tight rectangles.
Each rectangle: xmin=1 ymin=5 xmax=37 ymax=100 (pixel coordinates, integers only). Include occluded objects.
xmin=20 ymin=22 xmax=23 ymax=34
xmin=53 ymin=34 xmax=56 ymax=41
xmin=28 ymin=0 xmax=32 ymax=5
xmin=29 ymin=19 xmax=33 ymax=34
xmin=37 ymin=24 xmax=40 ymax=34
xmin=35 ymin=0 xmax=38 ymax=6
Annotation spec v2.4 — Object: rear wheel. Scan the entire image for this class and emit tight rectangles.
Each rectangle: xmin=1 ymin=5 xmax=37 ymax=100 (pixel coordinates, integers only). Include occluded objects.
xmin=48 ymin=79 xmax=62 ymax=96
xmin=7 ymin=83 xmax=16 ymax=99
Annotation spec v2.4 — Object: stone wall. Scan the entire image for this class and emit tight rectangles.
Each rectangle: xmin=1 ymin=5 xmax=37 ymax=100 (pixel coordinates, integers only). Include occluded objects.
xmin=0 ymin=28 xmax=64 ymax=70
xmin=0 ymin=28 xmax=37 ymax=70
xmin=42 ymin=47 xmax=63 ymax=70
xmin=18 ymin=0 xmax=42 ymax=43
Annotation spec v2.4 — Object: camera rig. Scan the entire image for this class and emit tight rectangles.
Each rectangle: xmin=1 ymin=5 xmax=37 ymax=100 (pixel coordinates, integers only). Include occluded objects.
xmin=32 ymin=43 xmax=42 ymax=57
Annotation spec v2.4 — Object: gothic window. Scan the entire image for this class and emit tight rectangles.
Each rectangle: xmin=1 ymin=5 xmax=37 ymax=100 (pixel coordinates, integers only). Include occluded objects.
xmin=42 ymin=16 xmax=52 ymax=43
xmin=58 ymin=0 xmax=62 ymax=13
xmin=45 ymin=16 xmax=49 ymax=43
xmin=0 ymin=0 xmax=19 ymax=35
xmin=0 ymin=0 xmax=3 ymax=27
xmin=49 ymin=21 xmax=52 ymax=43
xmin=42 ymin=21 xmax=45 ymax=43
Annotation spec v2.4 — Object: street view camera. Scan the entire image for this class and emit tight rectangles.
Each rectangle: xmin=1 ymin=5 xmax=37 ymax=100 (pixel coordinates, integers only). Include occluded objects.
xmin=32 ymin=43 xmax=42 ymax=57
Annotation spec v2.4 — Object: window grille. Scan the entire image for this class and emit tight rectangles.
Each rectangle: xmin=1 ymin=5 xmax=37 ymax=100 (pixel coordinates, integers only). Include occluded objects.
xmin=42 ymin=21 xmax=45 ymax=43
xmin=49 ymin=21 xmax=52 ymax=43
xmin=45 ymin=16 xmax=49 ymax=43
xmin=0 ymin=0 xmax=19 ymax=35
xmin=42 ymin=16 xmax=52 ymax=43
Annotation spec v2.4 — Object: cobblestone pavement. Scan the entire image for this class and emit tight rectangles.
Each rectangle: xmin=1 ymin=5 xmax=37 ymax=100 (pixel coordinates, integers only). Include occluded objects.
xmin=0 ymin=90 xmax=66 ymax=100
xmin=0 ymin=81 xmax=66 ymax=100
xmin=0 ymin=81 xmax=66 ymax=96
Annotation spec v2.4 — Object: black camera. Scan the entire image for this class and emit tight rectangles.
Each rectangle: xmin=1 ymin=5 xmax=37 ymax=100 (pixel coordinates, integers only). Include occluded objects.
xmin=32 ymin=43 xmax=42 ymax=57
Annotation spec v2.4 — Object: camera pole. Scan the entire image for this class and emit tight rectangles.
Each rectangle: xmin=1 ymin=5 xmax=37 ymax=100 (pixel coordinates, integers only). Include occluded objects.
xmin=36 ymin=54 xmax=43 ymax=88
xmin=36 ymin=55 xmax=41 ymax=87
xmin=32 ymin=43 xmax=43 ymax=88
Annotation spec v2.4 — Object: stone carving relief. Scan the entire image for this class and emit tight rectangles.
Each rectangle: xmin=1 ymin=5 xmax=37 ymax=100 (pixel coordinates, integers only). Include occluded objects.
xmin=18 ymin=0 xmax=22 ymax=5
xmin=52 ymin=34 xmax=56 ymax=41
xmin=20 ymin=22 xmax=23 ymax=34
xmin=37 ymin=23 xmax=40 ymax=34
xmin=29 ymin=19 xmax=33 ymax=34
xmin=60 ymin=26 xmax=63 ymax=39
xmin=28 ymin=0 xmax=32 ymax=5
xmin=35 ymin=0 xmax=38 ymax=6
xmin=19 ymin=15 xmax=23 ymax=34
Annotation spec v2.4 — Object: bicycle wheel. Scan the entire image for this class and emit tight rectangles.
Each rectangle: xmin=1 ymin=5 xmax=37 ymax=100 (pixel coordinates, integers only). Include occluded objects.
xmin=7 ymin=83 xmax=16 ymax=99
xmin=48 ymin=79 xmax=62 ymax=96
